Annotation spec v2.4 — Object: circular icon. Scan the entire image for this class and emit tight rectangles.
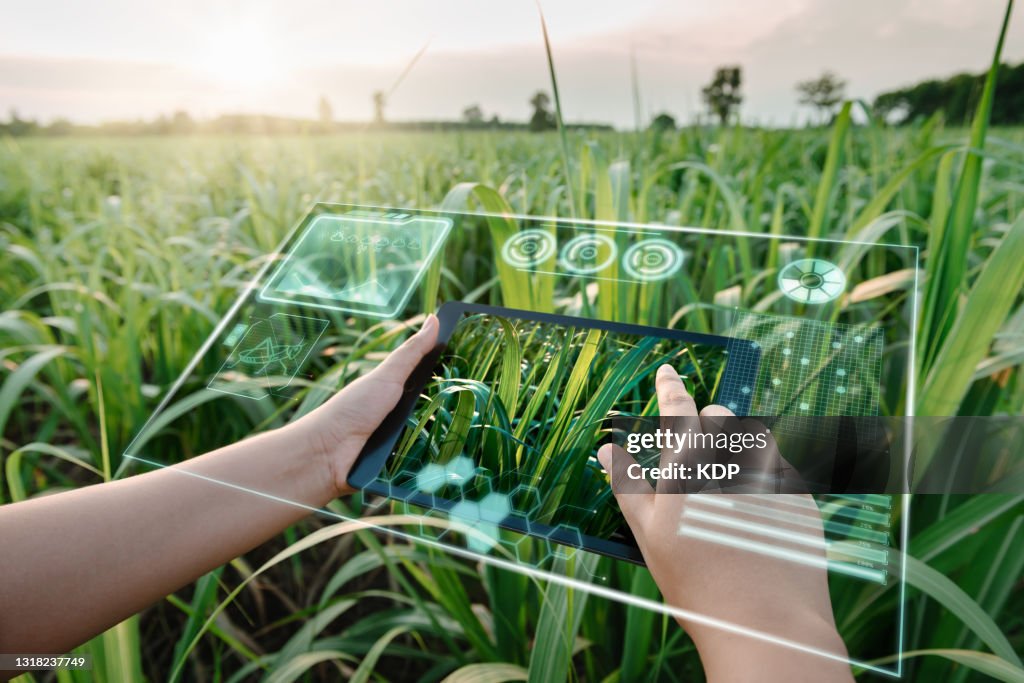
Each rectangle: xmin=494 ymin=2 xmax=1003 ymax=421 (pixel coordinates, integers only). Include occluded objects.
xmin=501 ymin=230 xmax=556 ymax=268
xmin=558 ymin=234 xmax=617 ymax=275
xmin=778 ymin=258 xmax=846 ymax=304
xmin=622 ymin=239 xmax=685 ymax=281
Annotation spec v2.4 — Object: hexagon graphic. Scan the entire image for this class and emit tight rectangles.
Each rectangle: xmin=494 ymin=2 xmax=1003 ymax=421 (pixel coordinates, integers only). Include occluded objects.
xmin=510 ymin=484 xmax=543 ymax=516
xmin=550 ymin=524 xmax=584 ymax=560
xmin=445 ymin=456 xmax=476 ymax=487
xmin=415 ymin=463 xmax=447 ymax=493
xmin=466 ymin=522 xmax=500 ymax=553
xmin=510 ymin=532 xmax=536 ymax=564
xmin=449 ymin=499 xmax=481 ymax=524
xmin=478 ymin=492 xmax=512 ymax=524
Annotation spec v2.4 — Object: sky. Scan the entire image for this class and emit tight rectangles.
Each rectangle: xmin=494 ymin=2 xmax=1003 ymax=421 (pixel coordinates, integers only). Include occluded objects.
xmin=1 ymin=0 xmax=1021 ymax=128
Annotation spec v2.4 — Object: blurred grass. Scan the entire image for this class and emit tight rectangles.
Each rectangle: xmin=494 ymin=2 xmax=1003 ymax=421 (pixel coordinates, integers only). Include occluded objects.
xmin=2 ymin=101 xmax=1023 ymax=679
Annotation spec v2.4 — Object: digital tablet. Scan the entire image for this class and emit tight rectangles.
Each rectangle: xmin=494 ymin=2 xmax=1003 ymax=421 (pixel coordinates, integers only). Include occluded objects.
xmin=349 ymin=302 xmax=761 ymax=564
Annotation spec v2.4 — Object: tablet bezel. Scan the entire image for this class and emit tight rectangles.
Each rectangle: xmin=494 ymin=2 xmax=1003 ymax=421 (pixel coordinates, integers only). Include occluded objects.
xmin=348 ymin=301 xmax=761 ymax=564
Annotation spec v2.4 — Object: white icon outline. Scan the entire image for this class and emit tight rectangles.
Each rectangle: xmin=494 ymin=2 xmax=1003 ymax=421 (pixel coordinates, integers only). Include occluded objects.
xmin=501 ymin=229 xmax=557 ymax=268
xmin=558 ymin=234 xmax=618 ymax=275
xmin=622 ymin=238 xmax=685 ymax=281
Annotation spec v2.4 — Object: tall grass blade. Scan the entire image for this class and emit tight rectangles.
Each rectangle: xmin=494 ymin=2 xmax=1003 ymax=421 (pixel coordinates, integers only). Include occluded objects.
xmin=527 ymin=553 xmax=597 ymax=682
xmin=443 ymin=663 xmax=529 ymax=682
xmin=80 ymin=616 xmax=144 ymax=683
xmin=808 ymin=101 xmax=852 ymax=249
xmin=921 ymin=0 xmax=1015 ymax=369
xmin=904 ymin=555 xmax=1021 ymax=666
xmin=0 ymin=345 xmax=70 ymax=439
xmin=869 ymin=649 xmax=1024 ymax=683
xmin=441 ymin=183 xmax=554 ymax=311
xmin=168 ymin=568 xmax=225 ymax=683
xmin=909 ymin=494 xmax=1024 ymax=563
xmin=4 ymin=443 xmax=102 ymax=504
xmin=536 ymin=3 xmax=577 ymax=217
xmin=919 ymin=211 xmax=1024 ymax=419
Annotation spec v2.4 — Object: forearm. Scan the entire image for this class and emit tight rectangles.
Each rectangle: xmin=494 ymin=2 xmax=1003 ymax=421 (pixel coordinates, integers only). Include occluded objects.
xmin=0 ymin=425 xmax=333 ymax=653
xmin=686 ymin=612 xmax=854 ymax=683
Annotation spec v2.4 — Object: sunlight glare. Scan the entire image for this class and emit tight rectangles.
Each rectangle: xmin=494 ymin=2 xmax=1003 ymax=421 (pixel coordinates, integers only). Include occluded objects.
xmin=197 ymin=22 xmax=285 ymax=88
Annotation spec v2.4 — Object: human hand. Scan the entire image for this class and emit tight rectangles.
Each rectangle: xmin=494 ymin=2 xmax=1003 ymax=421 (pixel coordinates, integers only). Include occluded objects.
xmin=0 ymin=313 xmax=438 ymax=658
xmin=598 ymin=364 xmax=853 ymax=682
xmin=284 ymin=314 xmax=439 ymax=498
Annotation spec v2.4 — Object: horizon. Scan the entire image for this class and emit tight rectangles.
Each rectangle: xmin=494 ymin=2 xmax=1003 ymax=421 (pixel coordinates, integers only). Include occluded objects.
xmin=2 ymin=0 xmax=1023 ymax=128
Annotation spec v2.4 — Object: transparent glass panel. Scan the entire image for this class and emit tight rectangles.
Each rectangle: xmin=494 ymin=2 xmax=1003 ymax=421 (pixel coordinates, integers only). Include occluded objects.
xmin=124 ymin=203 xmax=917 ymax=677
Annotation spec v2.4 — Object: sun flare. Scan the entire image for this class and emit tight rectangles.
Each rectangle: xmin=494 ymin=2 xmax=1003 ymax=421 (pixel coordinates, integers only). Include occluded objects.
xmin=197 ymin=23 xmax=285 ymax=88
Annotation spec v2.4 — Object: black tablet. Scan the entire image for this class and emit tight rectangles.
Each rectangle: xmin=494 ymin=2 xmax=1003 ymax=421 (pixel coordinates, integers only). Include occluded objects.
xmin=349 ymin=302 xmax=761 ymax=564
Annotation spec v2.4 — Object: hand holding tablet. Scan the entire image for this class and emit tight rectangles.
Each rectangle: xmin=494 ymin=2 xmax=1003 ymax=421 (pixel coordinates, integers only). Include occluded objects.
xmin=349 ymin=301 xmax=761 ymax=563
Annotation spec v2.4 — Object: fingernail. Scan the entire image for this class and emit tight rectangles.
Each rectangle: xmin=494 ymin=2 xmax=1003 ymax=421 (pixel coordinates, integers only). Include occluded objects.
xmin=657 ymin=364 xmax=676 ymax=376
xmin=597 ymin=443 xmax=612 ymax=468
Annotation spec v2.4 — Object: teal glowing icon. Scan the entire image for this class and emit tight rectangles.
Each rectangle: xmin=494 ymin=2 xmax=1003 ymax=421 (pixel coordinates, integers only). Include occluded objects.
xmin=413 ymin=457 xmax=512 ymax=553
xmin=222 ymin=323 xmax=248 ymax=347
xmin=622 ymin=238 xmax=684 ymax=281
xmin=501 ymin=229 xmax=557 ymax=269
xmin=259 ymin=213 xmax=452 ymax=319
xmin=558 ymin=233 xmax=617 ymax=275
xmin=235 ymin=336 xmax=304 ymax=375
xmin=778 ymin=259 xmax=846 ymax=304
xmin=208 ymin=313 xmax=328 ymax=400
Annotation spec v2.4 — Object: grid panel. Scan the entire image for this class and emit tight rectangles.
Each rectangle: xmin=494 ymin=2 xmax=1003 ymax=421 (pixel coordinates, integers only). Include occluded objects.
xmin=709 ymin=310 xmax=892 ymax=584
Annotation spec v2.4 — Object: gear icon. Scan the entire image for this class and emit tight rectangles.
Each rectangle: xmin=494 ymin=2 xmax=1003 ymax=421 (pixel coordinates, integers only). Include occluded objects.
xmin=778 ymin=259 xmax=846 ymax=304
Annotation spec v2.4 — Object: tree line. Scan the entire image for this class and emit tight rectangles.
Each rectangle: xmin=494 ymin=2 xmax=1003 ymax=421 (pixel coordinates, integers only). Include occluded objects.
xmin=873 ymin=61 xmax=1024 ymax=125
xmin=0 ymin=92 xmax=612 ymax=137
xmin=652 ymin=61 xmax=1022 ymax=130
xmin=2 ymin=60 xmax=1020 ymax=137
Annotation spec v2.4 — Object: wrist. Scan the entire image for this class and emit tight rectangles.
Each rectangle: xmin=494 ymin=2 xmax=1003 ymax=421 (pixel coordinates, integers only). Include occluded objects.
xmin=684 ymin=609 xmax=851 ymax=682
xmin=267 ymin=424 xmax=352 ymax=506
xmin=280 ymin=419 xmax=362 ymax=500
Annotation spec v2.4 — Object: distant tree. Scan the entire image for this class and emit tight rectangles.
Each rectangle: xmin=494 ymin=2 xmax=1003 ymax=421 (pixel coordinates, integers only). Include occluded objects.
xmin=650 ymin=112 xmax=677 ymax=131
xmin=317 ymin=96 xmax=333 ymax=130
xmin=3 ymin=109 xmax=38 ymax=136
xmin=44 ymin=118 xmax=74 ymax=136
xmin=701 ymin=66 xmax=743 ymax=126
xmin=796 ymin=71 xmax=847 ymax=125
xmin=462 ymin=104 xmax=484 ymax=125
xmin=372 ymin=91 xmax=386 ymax=124
xmin=489 ymin=114 xmax=501 ymax=127
xmin=169 ymin=110 xmax=195 ymax=134
xmin=528 ymin=91 xmax=556 ymax=132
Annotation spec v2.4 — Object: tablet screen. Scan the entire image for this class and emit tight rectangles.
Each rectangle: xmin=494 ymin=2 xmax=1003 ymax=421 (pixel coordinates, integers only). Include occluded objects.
xmin=362 ymin=304 xmax=759 ymax=562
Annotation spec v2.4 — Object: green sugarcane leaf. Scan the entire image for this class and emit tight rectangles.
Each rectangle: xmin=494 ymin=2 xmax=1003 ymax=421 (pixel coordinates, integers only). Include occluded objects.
xmin=919 ymin=211 xmax=1024 ymax=420
xmin=905 ymin=555 xmax=1021 ymax=666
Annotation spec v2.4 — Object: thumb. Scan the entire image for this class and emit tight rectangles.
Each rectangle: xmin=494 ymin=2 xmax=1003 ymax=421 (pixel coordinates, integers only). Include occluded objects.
xmin=598 ymin=443 xmax=654 ymax=537
xmin=370 ymin=314 xmax=440 ymax=385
